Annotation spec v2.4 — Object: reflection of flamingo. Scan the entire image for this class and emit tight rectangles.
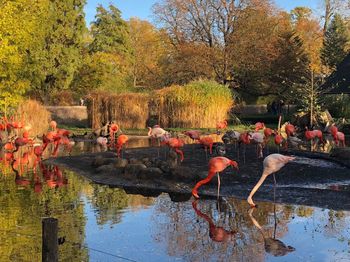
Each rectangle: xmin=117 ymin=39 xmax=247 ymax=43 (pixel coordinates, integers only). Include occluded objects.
xmin=192 ymin=200 xmax=236 ymax=242
xmin=192 ymin=157 xmax=238 ymax=199
xmin=248 ymin=208 xmax=295 ymax=256
xmin=247 ymin=154 xmax=295 ymax=207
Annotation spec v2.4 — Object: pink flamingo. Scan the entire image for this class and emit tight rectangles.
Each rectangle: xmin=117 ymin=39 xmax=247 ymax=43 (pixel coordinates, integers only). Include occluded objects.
xmin=255 ymin=122 xmax=265 ymax=132
xmin=198 ymin=136 xmax=214 ymax=159
xmin=116 ymin=134 xmax=129 ymax=157
xmin=192 ymin=156 xmax=238 ymax=199
xmin=247 ymin=154 xmax=295 ymax=207
xmin=163 ymin=137 xmax=185 ymax=162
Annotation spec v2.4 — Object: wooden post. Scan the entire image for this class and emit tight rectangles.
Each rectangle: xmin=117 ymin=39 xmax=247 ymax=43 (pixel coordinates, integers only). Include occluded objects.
xmin=42 ymin=217 xmax=58 ymax=262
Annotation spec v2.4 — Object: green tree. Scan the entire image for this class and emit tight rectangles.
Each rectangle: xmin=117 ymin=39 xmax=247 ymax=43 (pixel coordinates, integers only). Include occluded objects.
xmin=32 ymin=0 xmax=87 ymax=103
xmin=73 ymin=4 xmax=133 ymax=94
xmin=90 ymin=5 xmax=130 ymax=54
xmin=321 ymin=14 xmax=349 ymax=70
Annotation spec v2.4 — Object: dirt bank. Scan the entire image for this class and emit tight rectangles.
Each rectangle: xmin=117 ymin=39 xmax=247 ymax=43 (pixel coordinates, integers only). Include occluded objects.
xmin=45 ymin=144 xmax=350 ymax=210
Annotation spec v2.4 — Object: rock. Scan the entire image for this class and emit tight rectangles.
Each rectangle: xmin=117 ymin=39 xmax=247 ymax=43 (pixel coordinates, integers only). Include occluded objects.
xmin=113 ymin=158 xmax=128 ymax=168
xmin=158 ymin=161 xmax=171 ymax=173
xmin=138 ymin=167 xmax=163 ymax=180
xmin=92 ymin=156 xmax=112 ymax=168
xmin=330 ymin=148 xmax=350 ymax=160
xmin=170 ymin=166 xmax=196 ymax=181
xmin=167 ymin=150 xmax=178 ymax=168
xmin=129 ymin=158 xmax=143 ymax=165
xmin=96 ymin=164 xmax=115 ymax=173
xmin=124 ymin=163 xmax=147 ymax=177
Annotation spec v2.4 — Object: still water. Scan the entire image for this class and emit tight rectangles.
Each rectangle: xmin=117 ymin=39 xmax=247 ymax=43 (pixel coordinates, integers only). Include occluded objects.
xmin=1 ymin=137 xmax=350 ymax=261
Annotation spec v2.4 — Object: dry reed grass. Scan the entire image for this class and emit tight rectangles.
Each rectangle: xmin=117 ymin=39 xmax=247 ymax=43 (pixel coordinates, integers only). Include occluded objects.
xmin=17 ymin=99 xmax=51 ymax=137
xmin=87 ymin=80 xmax=234 ymax=129
xmin=153 ymin=80 xmax=233 ymax=128
xmin=87 ymin=91 xmax=149 ymax=129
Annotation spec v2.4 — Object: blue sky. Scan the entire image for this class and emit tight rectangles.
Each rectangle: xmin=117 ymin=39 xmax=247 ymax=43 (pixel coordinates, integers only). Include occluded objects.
xmin=84 ymin=0 xmax=320 ymax=25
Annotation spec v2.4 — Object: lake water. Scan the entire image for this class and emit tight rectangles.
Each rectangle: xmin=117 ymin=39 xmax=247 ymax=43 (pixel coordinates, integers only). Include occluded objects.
xmin=1 ymin=137 xmax=350 ymax=261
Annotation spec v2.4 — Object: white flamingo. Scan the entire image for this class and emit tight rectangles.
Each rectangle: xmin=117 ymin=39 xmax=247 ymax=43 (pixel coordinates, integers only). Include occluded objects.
xmin=249 ymin=132 xmax=265 ymax=158
xmin=247 ymin=154 xmax=295 ymax=207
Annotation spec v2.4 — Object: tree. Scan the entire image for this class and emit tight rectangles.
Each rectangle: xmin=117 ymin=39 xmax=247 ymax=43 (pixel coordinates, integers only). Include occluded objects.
xmin=90 ymin=5 xmax=130 ymax=54
xmin=29 ymin=0 xmax=87 ymax=103
xmin=0 ymin=0 xmax=49 ymax=113
xmin=321 ymin=14 xmax=349 ymax=70
xmin=128 ymin=18 xmax=167 ymax=89
xmin=153 ymin=0 xmax=251 ymax=84
xmin=73 ymin=4 xmax=133 ymax=93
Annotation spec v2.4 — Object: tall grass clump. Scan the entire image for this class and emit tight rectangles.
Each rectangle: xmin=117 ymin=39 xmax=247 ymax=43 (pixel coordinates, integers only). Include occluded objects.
xmin=87 ymin=91 xmax=149 ymax=129
xmin=17 ymin=100 xmax=51 ymax=137
xmin=154 ymin=80 xmax=234 ymax=128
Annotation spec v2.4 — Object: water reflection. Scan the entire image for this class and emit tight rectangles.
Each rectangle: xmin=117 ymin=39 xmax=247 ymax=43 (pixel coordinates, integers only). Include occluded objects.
xmin=192 ymin=200 xmax=236 ymax=242
xmin=248 ymin=207 xmax=295 ymax=257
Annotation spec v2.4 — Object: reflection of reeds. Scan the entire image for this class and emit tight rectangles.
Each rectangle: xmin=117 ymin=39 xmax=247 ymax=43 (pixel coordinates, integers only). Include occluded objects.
xmin=17 ymin=100 xmax=51 ymax=137
xmin=87 ymin=80 xmax=234 ymax=129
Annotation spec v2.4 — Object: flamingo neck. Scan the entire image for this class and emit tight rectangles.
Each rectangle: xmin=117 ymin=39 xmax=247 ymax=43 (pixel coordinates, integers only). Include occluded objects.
xmin=147 ymin=127 xmax=152 ymax=136
xmin=247 ymin=172 xmax=269 ymax=204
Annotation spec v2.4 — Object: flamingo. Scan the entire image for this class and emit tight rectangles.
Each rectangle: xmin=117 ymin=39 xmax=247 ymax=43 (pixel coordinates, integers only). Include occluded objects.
xmin=192 ymin=156 xmax=238 ymax=199
xmin=116 ymin=134 xmax=129 ymax=157
xmin=238 ymin=132 xmax=251 ymax=162
xmin=198 ymin=136 xmax=214 ymax=159
xmin=163 ymin=137 xmax=184 ymax=162
xmin=49 ymin=120 xmax=57 ymax=131
xmin=148 ymin=125 xmax=169 ymax=146
xmin=333 ymin=131 xmax=346 ymax=147
xmin=249 ymin=132 xmax=265 ymax=158
xmin=285 ymin=123 xmax=296 ymax=137
xmin=222 ymin=130 xmax=241 ymax=149
xmin=247 ymin=154 xmax=295 ymax=207
xmin=216 ymin=120 xmax=228 ymax=132
xmin=96 ymin=136 xmax=108 ymax=146
xmin=192 ymin=200 xmax=236 ymax=242
xmin=255 ymin=122 xmax=265 ymax=132
xmin=109 ymin=123 xmax=119 ymax=145
xmin=183 ymin=130 xmax=201 ymax=143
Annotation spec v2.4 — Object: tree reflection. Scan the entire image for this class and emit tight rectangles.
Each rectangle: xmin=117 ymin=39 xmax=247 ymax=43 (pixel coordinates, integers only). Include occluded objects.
xmin=0 ymin=160 xmax=89 ymax=261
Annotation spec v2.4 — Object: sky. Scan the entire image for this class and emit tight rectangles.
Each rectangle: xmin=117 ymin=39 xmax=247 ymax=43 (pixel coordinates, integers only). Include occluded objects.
xmin=84 ymin=0 xmax=321 ymax=26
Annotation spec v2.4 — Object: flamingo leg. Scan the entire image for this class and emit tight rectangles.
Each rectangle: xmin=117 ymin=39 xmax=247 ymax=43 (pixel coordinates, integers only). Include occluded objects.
xmin=217 ymin=173 xmax=220 ymax=200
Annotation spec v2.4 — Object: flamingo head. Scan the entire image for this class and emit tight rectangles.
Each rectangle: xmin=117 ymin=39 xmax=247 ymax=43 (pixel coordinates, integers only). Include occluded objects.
xmin=230 ymin=160 xmax=239 ymax=170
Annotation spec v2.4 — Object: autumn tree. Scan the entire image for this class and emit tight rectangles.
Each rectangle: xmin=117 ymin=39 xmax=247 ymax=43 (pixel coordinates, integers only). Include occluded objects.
xmin=128 ymin=18 xmax=168 ymax=89
xmin=321 ymin=14 xmax=349 ymax=70
xmin=291 ymin=7 xmax=324 ymax=125
xmin=153 ymin=0 xmax=250 ymax=84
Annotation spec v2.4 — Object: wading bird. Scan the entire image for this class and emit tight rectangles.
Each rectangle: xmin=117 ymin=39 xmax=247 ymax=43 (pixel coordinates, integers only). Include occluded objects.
xmin=192 ymin=156 xmax=238 ymax=199
xmin=116 ymin=134 xmax=129 ymax=157
xmin=247 ymin=154 xmax=295 ymax=207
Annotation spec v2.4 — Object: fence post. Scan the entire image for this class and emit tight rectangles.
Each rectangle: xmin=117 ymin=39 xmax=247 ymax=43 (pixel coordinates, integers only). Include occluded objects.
xmin=42 ymin=217 xmax=58 ymax=262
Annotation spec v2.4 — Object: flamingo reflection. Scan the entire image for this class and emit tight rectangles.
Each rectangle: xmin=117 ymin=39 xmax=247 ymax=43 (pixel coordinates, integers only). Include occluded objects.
xmin=248 ymin=208 xmax=295 ymax=256
xmin=192 ymin=200 xmax=236 ymax=242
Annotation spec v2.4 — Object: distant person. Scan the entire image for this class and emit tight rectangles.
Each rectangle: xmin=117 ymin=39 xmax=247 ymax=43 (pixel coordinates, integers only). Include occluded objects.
xmin=277 ymin=100 xmax=285 ymax=115
xmin=271 ymin=101 xmax=277 ymax=115
xmin=80 ymin=98 xmax=84 ymax=106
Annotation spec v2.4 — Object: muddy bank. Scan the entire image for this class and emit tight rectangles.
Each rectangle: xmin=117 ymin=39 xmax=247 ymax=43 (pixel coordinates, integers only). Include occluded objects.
xmin=45 ymin=144 xmax=350 ymax=211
